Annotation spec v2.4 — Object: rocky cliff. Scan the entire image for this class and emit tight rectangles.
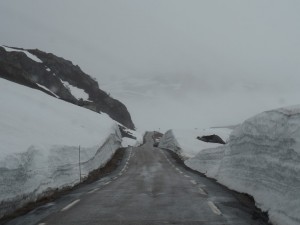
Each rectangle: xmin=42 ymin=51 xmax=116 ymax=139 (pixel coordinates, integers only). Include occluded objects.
xmin=0 ymin=46 xmax=135 ymax=129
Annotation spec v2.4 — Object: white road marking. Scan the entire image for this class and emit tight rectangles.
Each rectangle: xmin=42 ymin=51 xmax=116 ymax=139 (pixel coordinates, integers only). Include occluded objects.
xmin=61 ymin=199 xmax=80 ymax=212
xmin=113 ymin=177 xmax=118 ymax=180
xmin=184 ymin=175 xmax=190 ymax=178
xmin=104 ymin=181 xmax=111 ymax=185
xmin=88 ymin=188 xmax=99 ymax=194
xmin=190 ymin=180 xmax=197 ymax=185
xmin=198 ymin=187 xmax=207 ymax=195
xmin=179 ymin=171 xmax=183 ymax=174
xmin=119 ymin=172 xmax=123 ymax=176
xmin=208 ymin=201 xmax=222 ymax=215
xmin=38 ymin=223 xmax=46 ymax=225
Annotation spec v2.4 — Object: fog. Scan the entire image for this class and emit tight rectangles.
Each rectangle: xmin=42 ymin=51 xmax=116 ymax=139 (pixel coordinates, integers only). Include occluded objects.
xmin=1 ymin=1 xmax=300 ymax=131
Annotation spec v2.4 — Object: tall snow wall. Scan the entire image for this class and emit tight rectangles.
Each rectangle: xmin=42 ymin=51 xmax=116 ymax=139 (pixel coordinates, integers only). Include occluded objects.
xmin=0 ymin=126 xmax=122 ymax=219
xmin=158 ymin=129 xmax=181 ymax=155
xmin=186 ymin=106 xmax=300 ymax=225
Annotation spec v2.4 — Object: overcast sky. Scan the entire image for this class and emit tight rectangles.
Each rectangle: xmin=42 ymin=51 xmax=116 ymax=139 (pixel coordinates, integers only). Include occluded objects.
xmin=1 ymin=1 xmax=300 ymax=130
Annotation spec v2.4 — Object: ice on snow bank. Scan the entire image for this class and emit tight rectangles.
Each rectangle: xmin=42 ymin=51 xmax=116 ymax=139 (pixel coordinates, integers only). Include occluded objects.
xmin=159 ymin=128 xmax=232 ymax=159
xmin=0 ymin=78 xmax=127 ymax=218
xmin=186 ymin=106 xmax=300 ymax=225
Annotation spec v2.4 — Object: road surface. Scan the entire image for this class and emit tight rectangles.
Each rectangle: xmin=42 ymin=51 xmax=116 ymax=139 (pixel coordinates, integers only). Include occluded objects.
xmin=4 ymin=133 xmax=268 ymax=225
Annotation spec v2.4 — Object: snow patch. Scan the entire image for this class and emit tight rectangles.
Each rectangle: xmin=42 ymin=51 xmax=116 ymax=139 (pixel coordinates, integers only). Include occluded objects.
xmin=1 ymin=45 xmax=43 ymax=63
xmin=36 ymin=83 xmax=59 ymax=98
xmin=60 ymin=79 xmax=89 ymax=100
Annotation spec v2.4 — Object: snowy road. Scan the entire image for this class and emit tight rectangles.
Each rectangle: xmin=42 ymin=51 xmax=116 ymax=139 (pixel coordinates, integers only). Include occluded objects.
xmin=4 ymin=133 xmax=268 ymax=225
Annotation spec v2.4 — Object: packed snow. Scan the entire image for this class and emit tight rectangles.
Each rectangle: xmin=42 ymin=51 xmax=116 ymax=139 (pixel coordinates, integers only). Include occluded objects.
xmin=159 ymin=128 xmax=232 ymax=159
xmin=1 ymin=45 xmax=43 ymax=63
xmin=60 ymin=79 xmax=89 ymax=100
xmin=0 ymin=78 xmax=137 ymax=218
xmin=182 ymin=106 xmax=300 ymax=225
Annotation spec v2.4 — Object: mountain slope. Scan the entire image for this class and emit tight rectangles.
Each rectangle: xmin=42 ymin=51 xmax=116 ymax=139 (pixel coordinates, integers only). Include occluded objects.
xmin=0 ymin=46 xmax=134 ymax=129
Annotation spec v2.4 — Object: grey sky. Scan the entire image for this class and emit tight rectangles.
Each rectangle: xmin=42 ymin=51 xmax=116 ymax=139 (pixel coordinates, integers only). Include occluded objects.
xmin=1 ymin=1 xmax=300 ymax=130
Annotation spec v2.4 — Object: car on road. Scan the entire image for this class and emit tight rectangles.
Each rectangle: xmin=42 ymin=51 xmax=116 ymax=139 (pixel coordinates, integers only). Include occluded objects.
xmin=153 ymin=138 xmax=160 ymax=147
xmin=153 ymin=142 xmax=159 ymax=147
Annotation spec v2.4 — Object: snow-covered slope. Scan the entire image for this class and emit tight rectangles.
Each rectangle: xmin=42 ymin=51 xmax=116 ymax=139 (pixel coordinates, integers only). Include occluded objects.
xmin=185 ymin=106 xmax=300 ymax=225
xmin=159 ymin=128 xmax=232 ymax=159
xmin=0 ymin=78 xmax=132 ymax=217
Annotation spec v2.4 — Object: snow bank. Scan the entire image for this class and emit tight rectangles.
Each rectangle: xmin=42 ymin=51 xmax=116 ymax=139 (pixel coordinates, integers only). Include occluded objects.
xmin=159 ymin=128 xmax=232 ymax=159
xmin=186 ymin=106 xmax=300 ymax=225
xmin=186 ymin=146 xmax=226 ymax=178
xmin=0 ymin=78 xmax=126 ymax=217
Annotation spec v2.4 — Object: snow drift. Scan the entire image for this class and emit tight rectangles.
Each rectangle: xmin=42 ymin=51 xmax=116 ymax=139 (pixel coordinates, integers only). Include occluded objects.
xmin=159 ymin=128 xmax=232 ymax=159
xmin=185 ymin=106 xmax=300 ymax=225
xmin=0 ymin=78 xmax=130 ymax=218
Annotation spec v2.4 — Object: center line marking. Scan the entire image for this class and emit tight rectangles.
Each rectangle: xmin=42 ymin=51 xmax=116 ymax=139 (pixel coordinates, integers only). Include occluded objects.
xmin=61 ymin=199 xmax=80 ymax=212
xmin=208 ymin=201 xmax=222 ymax=215
xmin=190 ymin=180 xmax=197 ymax=185
xmin=88 ymin=188 xmax=99 ymax=194
xmin=198 ymin=187 xmax=207 ymax=195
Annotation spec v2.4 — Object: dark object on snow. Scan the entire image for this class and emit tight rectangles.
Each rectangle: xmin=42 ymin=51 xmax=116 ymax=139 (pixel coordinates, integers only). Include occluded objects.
xmin=197 ymin=135 xmax=226 ymax=144
xmin=118 ymin=125 xmax=136 ymax=140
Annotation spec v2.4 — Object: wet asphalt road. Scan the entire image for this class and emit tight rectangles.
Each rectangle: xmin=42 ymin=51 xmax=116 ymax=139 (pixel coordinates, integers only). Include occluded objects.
xmin=4 ymin=133 xmax=268 ymax=225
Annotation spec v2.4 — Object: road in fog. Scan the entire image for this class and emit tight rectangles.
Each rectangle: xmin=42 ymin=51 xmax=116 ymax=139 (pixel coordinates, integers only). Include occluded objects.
xmin=5 ymin=133 xmax=268 ymax=225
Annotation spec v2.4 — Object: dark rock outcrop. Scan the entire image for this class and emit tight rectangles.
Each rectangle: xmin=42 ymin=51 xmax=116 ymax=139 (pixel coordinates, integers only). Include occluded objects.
xmin=118 ymin=125 xmax=136 ymax=140
xmin=0 ymin=46 xmax=135 ymax=129
xmin=197 ymin=134 xmax=226 ymax=144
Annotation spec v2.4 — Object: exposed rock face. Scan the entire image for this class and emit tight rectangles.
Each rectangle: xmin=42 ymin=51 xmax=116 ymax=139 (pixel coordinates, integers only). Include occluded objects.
xmin=0 ymin=46 xmax=135 ymax=129
xmin=196 ymin=134 xmax=225 ymax=144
